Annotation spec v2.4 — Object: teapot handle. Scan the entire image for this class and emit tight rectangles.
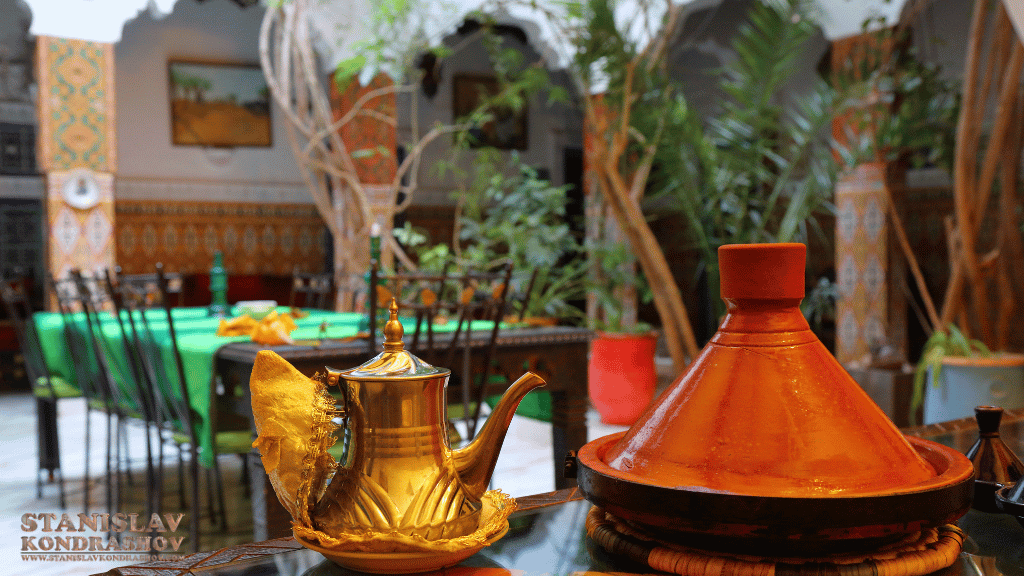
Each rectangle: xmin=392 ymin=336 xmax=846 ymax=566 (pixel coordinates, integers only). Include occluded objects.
xmin=325 ymin=369 xmax=352 ymax=465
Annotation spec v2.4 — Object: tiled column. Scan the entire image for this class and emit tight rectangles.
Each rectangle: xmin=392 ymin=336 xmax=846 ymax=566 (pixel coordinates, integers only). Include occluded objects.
xmin=35 ymin=37 xmax=117 ymax=285
xmin=835 ymin=162 xmax=907 ymax=365
xmin=331 ymin=73 xmax=398 ymax=264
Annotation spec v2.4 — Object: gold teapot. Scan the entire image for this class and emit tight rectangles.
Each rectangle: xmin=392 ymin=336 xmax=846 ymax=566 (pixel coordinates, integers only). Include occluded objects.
xmin=250 ymin=299 xmax=545 ymax=547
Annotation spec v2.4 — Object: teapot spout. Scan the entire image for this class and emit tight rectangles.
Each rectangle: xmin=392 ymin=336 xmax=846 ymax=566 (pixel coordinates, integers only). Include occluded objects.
xmin=452 ymin=372 xmax=546 ymax=499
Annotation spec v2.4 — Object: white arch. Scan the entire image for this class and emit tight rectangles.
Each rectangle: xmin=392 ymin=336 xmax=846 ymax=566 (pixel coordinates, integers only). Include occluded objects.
xmin=23 ymin=0 xmax=178 ymax=43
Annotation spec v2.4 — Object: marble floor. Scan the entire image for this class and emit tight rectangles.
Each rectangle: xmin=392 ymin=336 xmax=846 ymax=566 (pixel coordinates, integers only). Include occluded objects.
xmin=0 ymin=392 xmax=630 ymax=576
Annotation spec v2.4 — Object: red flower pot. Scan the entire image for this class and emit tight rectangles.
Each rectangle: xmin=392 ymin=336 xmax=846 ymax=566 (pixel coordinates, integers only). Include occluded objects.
xmin=588 ymin=331 xmax=658 ymax=425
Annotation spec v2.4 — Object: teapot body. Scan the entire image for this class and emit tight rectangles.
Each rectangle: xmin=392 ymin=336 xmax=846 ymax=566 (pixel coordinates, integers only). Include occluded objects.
xmin=312 ymin=373 xmax=482 ymax=539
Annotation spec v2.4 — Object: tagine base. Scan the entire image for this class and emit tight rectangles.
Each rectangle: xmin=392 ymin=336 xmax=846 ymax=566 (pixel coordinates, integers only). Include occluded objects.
xmin=577 ymin=432 xmax=974 ymax=556
xmin=587 ymin=506 xmax=965 ymax=576
xmin=294 ymin=523 xmax=509 ymax=574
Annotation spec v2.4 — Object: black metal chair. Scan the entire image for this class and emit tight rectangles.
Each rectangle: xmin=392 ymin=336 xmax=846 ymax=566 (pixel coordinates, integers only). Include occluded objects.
xmin=368 ymin=263 xmax=514 ymax=439
xmin=1 ymin=275 xmax=80 ymax=509
xmin=289 ymin=268 xmax=334 ymax=310
xmin=69 ymin=269 xmax=152 ymax=515
xmin=102 ymin=264 xmax=206 ymax=550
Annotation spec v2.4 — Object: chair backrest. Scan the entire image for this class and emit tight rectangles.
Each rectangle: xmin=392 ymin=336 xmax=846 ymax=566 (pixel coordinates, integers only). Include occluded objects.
xmin=1 ymin=275 xmax=54 ymax=393
xmin=368 ymin=263 xmax=514 ymax=438
xmin=289 ymin=269 xmax=334 ymax=310
xmin=51 ymin=275 xmax=103 ymax=403
xmin=104 ymin=268 xmax=165 ymax=427
xmin=69 ymin=269 xmax=137 ymax=414
xmin=154 ymin=264 xmax=198 ymax=444
xmin=115 ymin=269 xmax=184 ymax=308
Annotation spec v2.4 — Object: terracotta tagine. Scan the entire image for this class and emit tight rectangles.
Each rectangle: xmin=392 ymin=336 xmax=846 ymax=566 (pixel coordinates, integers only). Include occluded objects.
xmin=575 ymin=243 xmax=974 ymax=555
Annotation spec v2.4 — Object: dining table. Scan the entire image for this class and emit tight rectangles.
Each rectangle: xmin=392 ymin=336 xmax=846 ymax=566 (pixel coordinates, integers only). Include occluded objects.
xmin=32 ymin=305 xmax=507 ymax=467
xmin=92 ymin=408 xmax=1024 ymax=576
xmin=216 ymin=323 xmax=592 ymax=541
xmin=33 ymin=303 xmax=594 ymax=543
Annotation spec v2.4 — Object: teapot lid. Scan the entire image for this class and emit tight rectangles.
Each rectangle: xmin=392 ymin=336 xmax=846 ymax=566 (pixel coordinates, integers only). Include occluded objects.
xmin=339 ymin=299 xmax=449 ymax=381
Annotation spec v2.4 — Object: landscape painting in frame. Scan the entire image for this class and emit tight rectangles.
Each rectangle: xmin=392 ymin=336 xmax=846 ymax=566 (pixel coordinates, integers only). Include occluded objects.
xmin=169 ymin=60 xmax=271 ymax=147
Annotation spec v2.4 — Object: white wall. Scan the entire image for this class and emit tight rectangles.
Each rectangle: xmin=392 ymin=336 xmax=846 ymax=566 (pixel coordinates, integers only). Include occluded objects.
xmin=114 ymin=0 xmax=308 ymax=201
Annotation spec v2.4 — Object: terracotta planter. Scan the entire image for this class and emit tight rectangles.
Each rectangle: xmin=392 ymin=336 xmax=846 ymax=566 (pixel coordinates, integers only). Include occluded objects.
xmin=588 ymin=331 xmax=657 ymax=425
xmin=923 ymin=354 xmax=1024 ymax=424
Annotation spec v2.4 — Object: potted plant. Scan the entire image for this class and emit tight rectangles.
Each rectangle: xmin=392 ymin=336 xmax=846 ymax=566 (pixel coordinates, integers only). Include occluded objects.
xmin=912 ymin=326 xmax=1024 ymax=425
xmin=586 ymin=234 xmax=658 ymax=426
xmin=844 ymin=3 xmax=1024 ymax=425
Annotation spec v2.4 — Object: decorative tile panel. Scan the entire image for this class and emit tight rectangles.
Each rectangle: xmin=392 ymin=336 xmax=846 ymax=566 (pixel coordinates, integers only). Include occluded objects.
xmin=35 ymin=37 xmax=116 ymax=172
xmin=332 ymin=73 xmax=397 ymax=185
xmin=46 ymin=169 xmax=115 ymax=285
xmin=835 ymin=162 xmax=907 ymax=365
xmin=115 ymin=200 xmax=327 ymax=276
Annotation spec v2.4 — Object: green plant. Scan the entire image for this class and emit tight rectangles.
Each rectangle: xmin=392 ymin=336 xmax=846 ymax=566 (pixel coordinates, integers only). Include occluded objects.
xmin=586 ymin=234 xmax=653 ymax=334
xmin=801 ymin=276 xmax=836 ymax=335
xmin=834 ymin=19 xmax=960 ymax=171
xmin=392 ymin=222 xmax=452 ymax=273
xmin=651 ymin=0 xmax=840 ymax=320
xmin=401 ymin=153 xmax=586 ymax=322
xmin=909 ymin=324 xmax=991 ymax=425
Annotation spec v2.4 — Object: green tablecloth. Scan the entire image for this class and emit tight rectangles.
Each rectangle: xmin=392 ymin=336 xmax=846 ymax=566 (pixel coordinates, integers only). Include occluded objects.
xmin=34 ymin=306 xmax=364 ymax=466
xmin=33 ymin=306 xmax=498 ymax=467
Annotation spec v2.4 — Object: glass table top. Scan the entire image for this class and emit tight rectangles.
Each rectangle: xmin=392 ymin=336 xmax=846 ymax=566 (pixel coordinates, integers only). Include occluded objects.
xmin=101 ymin=408 xmax=1024 ymax=576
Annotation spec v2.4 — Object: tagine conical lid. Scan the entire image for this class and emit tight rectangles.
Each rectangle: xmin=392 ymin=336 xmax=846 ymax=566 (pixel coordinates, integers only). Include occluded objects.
xmin=603 ymin=243 xmax=936 ymax=497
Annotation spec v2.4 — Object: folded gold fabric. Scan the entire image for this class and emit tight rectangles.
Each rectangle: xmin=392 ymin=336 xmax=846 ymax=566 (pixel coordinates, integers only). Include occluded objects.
xmin=217 ymin=310 xmax=299 ymax=344
xmin=251 ymin=310 xmax=297 ymax=345
xmin=250 ymin=350 xmax=337 ymax=523
xmin=216 ymin=314 xmax=258 ymax=336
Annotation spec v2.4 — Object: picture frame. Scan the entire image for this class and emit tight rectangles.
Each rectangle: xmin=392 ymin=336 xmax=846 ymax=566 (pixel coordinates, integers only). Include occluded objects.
xmin=452 ymin=74 xmax=528 ymax=150
xmin=168 ymin=60 xmax=272 ymax=147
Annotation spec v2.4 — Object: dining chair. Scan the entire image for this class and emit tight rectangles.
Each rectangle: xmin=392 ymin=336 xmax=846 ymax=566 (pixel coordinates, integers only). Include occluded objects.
xmin=69 ymin=268 xmax=151 ymax=514
xmin=1 ymin=275 xmax=79 ymax=509
xmin=289 ymin=268 xmax=334 ymax=310
xmin=368 ymin=263 xmax=514 ymax=439
xmin=151 ymin=264 xmax=251 ymax=545
xmin=115 ymin=269 xmax=184 ymax=308
xmin=103 ymin=265 xmax=205 ymax=550
xmin=104 ymin=267 xmax=177 ymax=523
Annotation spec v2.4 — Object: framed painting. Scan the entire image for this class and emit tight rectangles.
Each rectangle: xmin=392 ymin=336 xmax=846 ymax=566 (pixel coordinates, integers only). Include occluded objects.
xmin=452 ymin=74 xmax=527 ymax=150
xmin=168 ymin=60 xmax=272 ymax=147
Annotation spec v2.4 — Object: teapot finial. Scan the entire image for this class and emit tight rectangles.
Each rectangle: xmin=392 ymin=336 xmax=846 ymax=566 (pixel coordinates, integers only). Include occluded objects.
xmin=383 ymin=298 xmax=404 ymax=351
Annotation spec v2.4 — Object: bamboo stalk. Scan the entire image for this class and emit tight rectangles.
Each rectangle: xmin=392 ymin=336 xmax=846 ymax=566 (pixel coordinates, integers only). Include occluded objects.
xmin=597 ymin=148 xmax=699 ymax=368
xmin=969 ymin=41 xmax=1023 ymax=240
xmin=940 ymin=216 xmax=961 ymax=332
xmin=884 ymin=184 xmax=941 ymax=333
xmin=1000 ymin=87 xmax=1024 ymax=301
xmin=961 ymin=0 xmax=997 ymax=194
xmin=957 ymin=40 xmax=1024 ymax=346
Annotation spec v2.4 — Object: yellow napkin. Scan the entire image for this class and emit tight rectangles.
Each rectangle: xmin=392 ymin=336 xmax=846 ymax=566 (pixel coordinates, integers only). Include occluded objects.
xmin=216 ymin=314 xmax=258 ymax=336
xmin=251 ymin=310 xmax=298 ymax=345
xmin=249 ymin=350 xmax=337 ymax=523
xmin=217 ymin=310 xmax=300 ymax=344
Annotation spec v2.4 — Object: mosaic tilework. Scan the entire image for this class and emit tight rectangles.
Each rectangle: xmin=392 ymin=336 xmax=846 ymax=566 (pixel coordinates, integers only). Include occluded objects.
xmin=35 ymin=37 xmax=117 ymax=173
xmin=46 ymin=170 xmax=116 ymax=282
xmin=835 ymin=162 xmax=907 ymax=365
xmin=331 ymin=73 xmax=399 ymax=271
xmin=115 ymin=200 xmax=328 ymax=276
xmin=331 ymin=73 xmax=397 ymax=185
